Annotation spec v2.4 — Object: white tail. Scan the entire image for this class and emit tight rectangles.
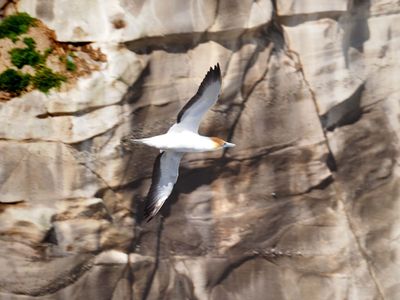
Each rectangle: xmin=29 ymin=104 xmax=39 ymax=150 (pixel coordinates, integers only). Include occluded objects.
xmin=131 ymin=137 xmax=159 ymax=148
xmin=132 ymin=138 xmax=148 ymax=144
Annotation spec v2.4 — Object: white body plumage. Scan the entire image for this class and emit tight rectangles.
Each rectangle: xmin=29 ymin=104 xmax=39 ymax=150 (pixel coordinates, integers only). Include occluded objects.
xmin=134 ymin=130 xmax=234 ymax=152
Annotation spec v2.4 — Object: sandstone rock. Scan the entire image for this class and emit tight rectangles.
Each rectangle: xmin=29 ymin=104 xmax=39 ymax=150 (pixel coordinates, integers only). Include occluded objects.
xmin=0 ymin=0 xmax=399 ymax=299
xmin=282 ymin=18 xmax=364 ymax=115
xmin=0 ymin=141 xmax=103 ymax=203
xmin=276 ymin=0 xmax=349 ymax=16
xmin=0 ymin=44 xmax=141 ymax=143
xmin=18 ymin=0 xmax=272 ymax=42
xmin=44 ymin=44 xmax=146 ymax=114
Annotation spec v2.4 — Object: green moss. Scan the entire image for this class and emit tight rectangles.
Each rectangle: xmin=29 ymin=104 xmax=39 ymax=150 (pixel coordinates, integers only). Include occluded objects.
xmin=9 ymin=37 xmax=47 ymax=68
xmin=43 ymin=47 xmax=53 ymax=58
xmin=9 ymin=46 xmax=43 ymax=68
xmin=32 ymin=66 xmax=66 ymax=93
xmin=0 ymin=69 xmax=30 ymax=94
xmin=23 ymin=37 xmax=36 ymax=49
xmin=0 ymin=13 xmax=36 ymax=41
xmin=0 ymin=13 xmax=73 ymax=96
xmin=65 ymin=55 xmax=77 ymax=72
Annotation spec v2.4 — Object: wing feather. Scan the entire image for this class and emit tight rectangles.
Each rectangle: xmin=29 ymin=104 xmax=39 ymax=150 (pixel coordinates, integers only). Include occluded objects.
xmin=175 ymin=64 xmax=222 ymax=132
xmin=144 ymin=151 xmax=183 ymax=222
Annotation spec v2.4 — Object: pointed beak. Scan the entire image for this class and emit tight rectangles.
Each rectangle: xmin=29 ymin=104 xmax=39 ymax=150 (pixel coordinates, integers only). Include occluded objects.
xmin=223 ymin=142 xmax=236 ymax=148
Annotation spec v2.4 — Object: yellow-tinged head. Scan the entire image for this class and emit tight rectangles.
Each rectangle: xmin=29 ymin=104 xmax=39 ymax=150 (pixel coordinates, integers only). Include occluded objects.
xmin=211 ymin=137 xmax=236 ymax=149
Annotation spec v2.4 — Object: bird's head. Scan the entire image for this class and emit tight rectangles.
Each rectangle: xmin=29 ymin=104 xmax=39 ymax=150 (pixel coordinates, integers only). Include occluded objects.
xmin=211 ymin=137 xmax=236 ymax=149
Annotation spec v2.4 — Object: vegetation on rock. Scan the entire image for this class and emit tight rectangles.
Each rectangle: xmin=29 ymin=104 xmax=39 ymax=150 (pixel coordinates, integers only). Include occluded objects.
xmin=0 ymin=12 xmax=104 ymax=98
xmin=32 ymin=66 xmax=66 ymax=93
xmin=22 ymin=37 xmax=35 ymax=49
xmin=65 ymin=55 xmax=77 ymax=72
xmin=0 ymin=69 xmax=31 ymax=93
xmin=0 ymin=13 xmax=83 ymax=96
xmin=9 ymin=37 xmax=44 ymax=68
xmin=0 ymin=12 xmax=36 ymax=41
xmin=6 ymin=32 xmax=66 ymax=94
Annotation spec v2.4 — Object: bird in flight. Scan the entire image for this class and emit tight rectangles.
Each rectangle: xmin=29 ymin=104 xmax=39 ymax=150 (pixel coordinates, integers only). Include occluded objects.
xmin=134 ymin=64 xmax=235 ymax=222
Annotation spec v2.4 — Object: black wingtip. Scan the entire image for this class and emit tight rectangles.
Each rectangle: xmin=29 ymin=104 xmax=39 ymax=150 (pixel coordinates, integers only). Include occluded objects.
xmin=203 ymin=63 xmax=221 ymax=84
xmin=209 ymin=63 xmax=221 ymax=81
xmin=142 ymin=152 xmax=164 ymax=223
xmin=143 ymin=193 xmax=161 ymax=223
xmin=143 ymin=195 xmax=159 ymax=223
xmin=176 ymin=63 xmax=222 ymax=123
xmin=143 ymin=203 xmax=156 ymax=223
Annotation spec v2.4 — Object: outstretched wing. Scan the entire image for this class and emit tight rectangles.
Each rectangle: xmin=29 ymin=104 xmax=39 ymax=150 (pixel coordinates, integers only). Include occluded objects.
xmin=144 ymin=151 xmax=183 ymax=222
xmin=175 ymin=64 xmax=222 ymax=132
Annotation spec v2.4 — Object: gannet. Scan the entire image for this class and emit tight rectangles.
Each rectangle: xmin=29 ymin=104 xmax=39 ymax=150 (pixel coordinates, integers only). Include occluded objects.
xmin=135 ymin=64 xmax=235 ymax=222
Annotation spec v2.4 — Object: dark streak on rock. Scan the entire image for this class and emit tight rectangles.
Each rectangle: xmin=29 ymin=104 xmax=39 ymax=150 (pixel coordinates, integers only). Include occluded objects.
xmin=206 ymin=254 xmax=256 ymax=288
xmin=320 ymin=84 xmax=364 ymax=131
xmin=304 ymin=175 xmax=334 ymax=193
xmin=277 ymin=11 xmax=345 ymax=27
xmin=36 ymin=0 xmax=54 ymax=21
xmin=42 ymin=226 xmax=58 ymax=245
xmin=36 ymin=104 xmax=115 ymax=119
xmin=326 ymin=151 xmax=337 ymax=172
xmin=222 ymin=24 xmax=284 ymax=157
xmin=125 ymin=24 xmax=271 ymax=55
xmin=0 ymin=200 xmax=26 ymax=209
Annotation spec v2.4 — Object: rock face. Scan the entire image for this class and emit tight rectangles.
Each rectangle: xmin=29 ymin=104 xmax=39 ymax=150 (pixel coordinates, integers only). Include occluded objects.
xmin=0 ymin=0 xmax=399 ymax=299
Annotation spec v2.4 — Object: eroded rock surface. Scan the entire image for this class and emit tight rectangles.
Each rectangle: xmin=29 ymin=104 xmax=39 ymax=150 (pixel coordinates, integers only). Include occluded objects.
xmin=0 ymin=0 xmax=399 ymax=299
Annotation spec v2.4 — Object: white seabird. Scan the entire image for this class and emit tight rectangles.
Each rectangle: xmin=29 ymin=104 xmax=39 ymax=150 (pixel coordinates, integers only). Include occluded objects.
xmin=135 ymin=64 xmax=235 ymax=222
